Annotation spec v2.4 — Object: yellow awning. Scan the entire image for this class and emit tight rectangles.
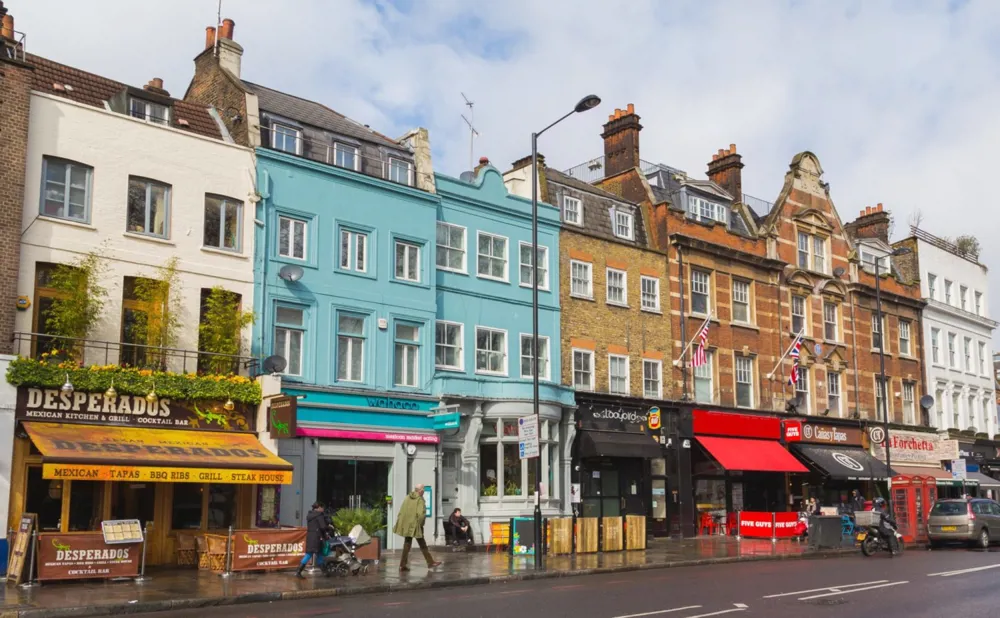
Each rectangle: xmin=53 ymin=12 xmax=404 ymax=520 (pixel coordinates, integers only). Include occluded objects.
xmin=25 ymin=422 xmax=292 ymax=485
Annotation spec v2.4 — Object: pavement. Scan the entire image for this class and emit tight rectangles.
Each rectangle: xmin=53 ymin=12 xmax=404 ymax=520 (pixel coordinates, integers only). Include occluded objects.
xmin=128 ymin=545 xmax=1000 ymax=618
xmin=0 ymin=536 xmax=854 ymax=617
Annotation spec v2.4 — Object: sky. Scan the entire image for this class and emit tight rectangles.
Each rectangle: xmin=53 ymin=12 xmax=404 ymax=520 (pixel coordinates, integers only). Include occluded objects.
xmin=8 ymin=0 xmax=1000 ymax=331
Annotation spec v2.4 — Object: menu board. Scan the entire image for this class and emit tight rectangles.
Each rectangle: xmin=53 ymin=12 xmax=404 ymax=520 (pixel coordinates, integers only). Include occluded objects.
xmin=6 ymin=514 xmax=36 ymax=585
xmin=100 ymin=519 xmax=144 ymax=545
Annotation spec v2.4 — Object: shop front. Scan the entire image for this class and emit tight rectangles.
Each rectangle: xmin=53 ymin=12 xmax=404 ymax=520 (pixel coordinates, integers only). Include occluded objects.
xmin=573 ymin=397 xmax=667 ymax=536
xmin=783 ymin=419 xmax=890 ymax=509
xmin=691 ymin=410 xmax=807 ymax=533
xmin=275 ymin=387 xmax=446 ymax=549
xmin=8 ymin=386 xmax=291 ymax=566
xmin=955 ymin=440 xmax=1000 ymax=499
xmin=870 ymin=428 xmax=960 ymax=498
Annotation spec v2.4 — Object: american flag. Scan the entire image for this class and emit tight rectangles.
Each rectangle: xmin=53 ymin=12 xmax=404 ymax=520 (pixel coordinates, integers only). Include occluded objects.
xmin=788 ymin=336 xmax=803 ymax=386
xmin=692 ymin=320 xmax=710 ymax=368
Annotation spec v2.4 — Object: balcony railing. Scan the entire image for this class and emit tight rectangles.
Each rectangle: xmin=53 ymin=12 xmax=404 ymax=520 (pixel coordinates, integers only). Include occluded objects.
xmin=742 ymin=194 xmax=774 ymax=218
xmin=12 ymin=332 xmax=259 ymax=376
xmin=2 ymin=29 xmax=25 ymax=63
xmin=260 ymin=125 xmax=432 ymax=191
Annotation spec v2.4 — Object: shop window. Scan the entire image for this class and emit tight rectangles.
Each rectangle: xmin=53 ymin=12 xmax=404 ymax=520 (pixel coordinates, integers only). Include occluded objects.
xmin=172 ymin=484 xmax=204 ymax=530
xmin=68 ymin=480 xmax=104 ymax=531
xmin=25 ymin=466 xmax=61 ymax=531
xmin=479 ymin=418 xmax=557 ymax=499
xmin=110 ymin=482 xmax=155 ymax=529
xmin=207 ymin=484 xmax=237 ymax=529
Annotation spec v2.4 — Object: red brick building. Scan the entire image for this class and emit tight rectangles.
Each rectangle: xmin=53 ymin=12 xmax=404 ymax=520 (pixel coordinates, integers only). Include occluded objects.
xmin=573 ymin=105 xmax=925 ymax=425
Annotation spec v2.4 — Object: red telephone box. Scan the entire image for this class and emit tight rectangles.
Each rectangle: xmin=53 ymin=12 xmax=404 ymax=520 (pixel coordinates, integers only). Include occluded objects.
xmin=891 ymin=474 xmax=937 ymax=544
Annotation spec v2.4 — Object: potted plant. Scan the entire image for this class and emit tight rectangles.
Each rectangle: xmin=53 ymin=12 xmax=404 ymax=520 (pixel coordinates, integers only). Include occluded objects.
xmin=331 ymin=507 xmax=385 ymax=562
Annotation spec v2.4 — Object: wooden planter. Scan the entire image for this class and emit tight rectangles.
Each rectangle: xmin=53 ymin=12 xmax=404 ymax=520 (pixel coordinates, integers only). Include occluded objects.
xmin=356 ymin=536 xmax=380 ymax=562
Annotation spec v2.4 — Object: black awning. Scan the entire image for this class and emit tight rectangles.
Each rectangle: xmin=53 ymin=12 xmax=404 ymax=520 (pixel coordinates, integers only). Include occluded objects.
xmin=578 ymin=430 xmax=663 ymax=459
xmin=792 ymin=444 xmax=892 ymax=481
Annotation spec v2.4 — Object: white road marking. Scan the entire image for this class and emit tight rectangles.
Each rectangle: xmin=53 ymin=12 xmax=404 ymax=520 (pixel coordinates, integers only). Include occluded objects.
xmin=928 ymin=564 xmax=1000 ymax=577
xmin=683 ymin=606 xmax=749 ymax=618
xmin=611 ymin=606 xmax=702 ymax=618
xmin=797 ymin=581 xmax=909 ymax=601
xmin=762 ymin=580 xmax=889 ymax=598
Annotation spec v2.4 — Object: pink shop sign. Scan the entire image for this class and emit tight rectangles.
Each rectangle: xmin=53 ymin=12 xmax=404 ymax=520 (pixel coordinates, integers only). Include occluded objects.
xmin=297 ymin=427 xmax=439 ymax=444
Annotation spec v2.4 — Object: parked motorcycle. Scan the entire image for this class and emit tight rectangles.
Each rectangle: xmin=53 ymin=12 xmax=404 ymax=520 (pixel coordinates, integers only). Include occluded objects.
xmin=858 ymin=524 xmax=904 ymax=556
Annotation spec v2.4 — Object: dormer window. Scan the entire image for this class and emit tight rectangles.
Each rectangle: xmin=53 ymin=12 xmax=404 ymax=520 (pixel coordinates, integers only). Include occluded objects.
xmin=613 ymin=209 xmax=634 ymax=240
xmin=688 ymin=196 xmax=727 ymax=225
xmin=129 ymin=98 xmax=169 ymax=125
xmin=388 ymin=157 xmax=413 ymax=186
xmin=334 ymin=142 xmax=359 ymax=171
xmin=272 ymin=124 xmax=301 ymax=155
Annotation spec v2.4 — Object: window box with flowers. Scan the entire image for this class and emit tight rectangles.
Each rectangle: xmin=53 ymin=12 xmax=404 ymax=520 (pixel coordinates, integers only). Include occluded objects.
xmin=479 ymin=417 xmax=560 ymax=503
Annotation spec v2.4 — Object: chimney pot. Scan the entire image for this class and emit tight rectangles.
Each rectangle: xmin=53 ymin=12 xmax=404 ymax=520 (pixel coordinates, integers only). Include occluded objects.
xmin=859 ymin=209 xmax=865 ymax=217
xmin=626 ymin=103 xmax=634 ymax=114
xmin=150 ymin=78 xmax=163 ymax=90
xmin=729 ymin=143 xmax=737 ymax=154
xmin=876 ymin=202 xmax=883 ymax=211
xmin=608 ymin=114 xmax=614 ymax=122
xmin=205 ymin=26 xmax=216 ymax=50
xmin=866 ymin=206 xmax=872 ymax=215
xmin=1 ymin=13 xmax=13 ymax=40
xmin=718 ymin=149 xmax=725 ymax=157
xmin=220 ymin=18 xmax=235 ymax=40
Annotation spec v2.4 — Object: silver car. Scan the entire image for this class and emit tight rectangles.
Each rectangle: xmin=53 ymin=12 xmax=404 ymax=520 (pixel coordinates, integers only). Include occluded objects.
xmin=928 ymin=498 xmax=1000 ymax=549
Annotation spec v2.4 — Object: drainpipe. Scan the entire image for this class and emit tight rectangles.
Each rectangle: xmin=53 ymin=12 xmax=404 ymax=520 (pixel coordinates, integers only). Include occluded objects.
xmin=849 ymin=285 xmax=861 ymax=420
xmin=677 ymin=244 xmax=688 ymax=400
xmin=257 ymin=169 xmax=271 ymax=359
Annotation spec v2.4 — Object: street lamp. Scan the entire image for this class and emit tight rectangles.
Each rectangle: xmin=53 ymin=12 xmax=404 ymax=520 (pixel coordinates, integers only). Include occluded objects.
xmin=530 ymin=94 xmax=601 ymax=569
xmin=874 ymin=246 xmax=911 ymax=512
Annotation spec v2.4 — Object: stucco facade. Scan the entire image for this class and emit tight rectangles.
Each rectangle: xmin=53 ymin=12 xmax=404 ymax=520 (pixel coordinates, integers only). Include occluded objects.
xmin=434 ymin=165 xmax=574 ymax=537
xmin=17 ymin=92 xmax=256 ymax=363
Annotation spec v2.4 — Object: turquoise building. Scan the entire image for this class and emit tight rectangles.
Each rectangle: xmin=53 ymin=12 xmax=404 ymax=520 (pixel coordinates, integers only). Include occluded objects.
xmin=432 ymin=164 xmax=575 ymax=535
xmin=249 ymin=84 xmax=444 ymax=547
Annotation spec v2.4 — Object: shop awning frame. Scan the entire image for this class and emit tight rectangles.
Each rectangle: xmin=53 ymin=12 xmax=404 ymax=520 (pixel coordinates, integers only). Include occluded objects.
xmin=791 ymin=444 xmax=893 ymax=481
xmin=578 ymin=430 xmax=663 ymax=459
xmin=24 ymin=422 xmax=293 ymax=484
xmin=695 ymin=436 xmax=808 ymax=473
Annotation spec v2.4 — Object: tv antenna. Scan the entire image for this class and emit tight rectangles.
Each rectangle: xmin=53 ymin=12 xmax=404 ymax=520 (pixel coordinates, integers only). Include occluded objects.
xmin=461 ymin=92 xmax=479 ymax=173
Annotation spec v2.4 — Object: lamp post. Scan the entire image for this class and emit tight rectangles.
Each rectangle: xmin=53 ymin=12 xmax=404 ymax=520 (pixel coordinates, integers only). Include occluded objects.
xmin=531 ymin=94 xmax=601 ymax=569
xmin=874 ymin=247 xmax=911 ymax=512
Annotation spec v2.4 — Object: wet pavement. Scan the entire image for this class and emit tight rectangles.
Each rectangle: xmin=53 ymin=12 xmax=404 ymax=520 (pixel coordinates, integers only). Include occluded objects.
xmin=1 ymin=536 xmax=854 ymax=617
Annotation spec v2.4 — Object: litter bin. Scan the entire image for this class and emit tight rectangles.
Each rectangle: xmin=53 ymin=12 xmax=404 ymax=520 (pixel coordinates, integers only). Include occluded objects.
xmin=808 ymin=516 xmax=842 ymax=549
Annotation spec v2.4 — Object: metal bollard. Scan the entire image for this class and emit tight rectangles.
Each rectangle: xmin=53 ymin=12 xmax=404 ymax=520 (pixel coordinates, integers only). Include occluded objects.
xmin=135 ymin=522 xmax=151 ymax=583
xmin=771 ymin=512 xmax=777 ymax=544
xmin=735 ymin=511 xmax=741 ymax=541
xmin=19 ymin=529 xmax=39 ymax=588
xmin=220 ymin=525 xmax=234 ymax=578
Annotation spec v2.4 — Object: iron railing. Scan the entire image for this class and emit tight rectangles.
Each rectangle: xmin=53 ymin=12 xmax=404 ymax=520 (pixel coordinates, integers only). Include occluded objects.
xmin=742 ymin=193 xmax=774 ymax=217
xmin=260 ymin=125 xmax=431 ymax=191
xmin=12 ymin=332 xmax=259 ymax=376
xmin=2 ymin=29 xmax=25 ymax=62
xmin=910 ymin=225 xmax=981 ymax=265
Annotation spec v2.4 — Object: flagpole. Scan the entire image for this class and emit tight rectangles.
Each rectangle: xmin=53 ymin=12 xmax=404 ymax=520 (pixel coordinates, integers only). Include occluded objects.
xmin=766 ymin=329 xmax=804 ymax=380
xmin=675 ymin=311 xmax=711 ymax=365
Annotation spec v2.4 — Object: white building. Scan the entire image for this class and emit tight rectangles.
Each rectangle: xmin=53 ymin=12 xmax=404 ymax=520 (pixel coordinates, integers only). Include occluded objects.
xmin=907 ymin=227 xmax=997 ymax=435
xmin=16 ymin=55 xmax=256 ymax=366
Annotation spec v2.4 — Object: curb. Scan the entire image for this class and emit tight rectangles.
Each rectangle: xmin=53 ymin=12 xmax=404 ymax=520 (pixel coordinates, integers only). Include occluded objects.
xmin=12 ymin=548 xmax=855 ymax=617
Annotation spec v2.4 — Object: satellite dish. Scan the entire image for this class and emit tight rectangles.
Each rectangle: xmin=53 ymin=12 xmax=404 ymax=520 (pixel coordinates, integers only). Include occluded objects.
xmin=459 ymin=171 xmax=474 ymax=183
xmin=262 ymin=355 xmax=287 ymax=375
xmin=278 ymin=264 xmax=304 ymax=282
xmin=919 ymin=395 xmax=935 ymax=410
xmin=833 ymin=267 xmax=846 ymax=278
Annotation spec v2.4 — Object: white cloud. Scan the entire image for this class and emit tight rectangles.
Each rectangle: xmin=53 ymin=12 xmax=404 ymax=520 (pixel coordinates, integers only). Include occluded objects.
xmin=10 ymin=0 xmax=1000 ymax=340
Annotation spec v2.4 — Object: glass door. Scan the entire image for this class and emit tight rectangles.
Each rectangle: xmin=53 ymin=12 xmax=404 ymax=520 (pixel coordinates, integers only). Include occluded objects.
xmin=317 ymin=459 xmax=391 ymax=530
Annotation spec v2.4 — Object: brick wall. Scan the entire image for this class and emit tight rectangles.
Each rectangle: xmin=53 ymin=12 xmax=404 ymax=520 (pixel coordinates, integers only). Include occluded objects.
xmin=184 ymin=50 xmax=249 ymax=146
xmin=559 ymin=231 xmax=672 ymax=399
xmin=0 ymin=55 xmax=31 ymax=354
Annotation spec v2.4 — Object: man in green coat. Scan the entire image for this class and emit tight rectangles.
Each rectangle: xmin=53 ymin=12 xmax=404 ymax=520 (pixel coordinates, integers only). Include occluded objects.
xmin=393 ymin=484 xmax=442 ymax=571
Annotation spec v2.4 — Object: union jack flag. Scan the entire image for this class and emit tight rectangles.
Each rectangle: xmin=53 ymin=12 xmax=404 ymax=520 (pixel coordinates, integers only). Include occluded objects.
xmin=692 ymin=320 xmax=710 ymax=368
xmin=788 ymin=336 xmax=803 ymax=386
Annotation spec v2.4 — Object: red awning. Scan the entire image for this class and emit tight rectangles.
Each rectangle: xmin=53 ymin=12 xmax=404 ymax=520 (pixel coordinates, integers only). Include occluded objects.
xmin=696 ymin=436 xmax=808 ymax=473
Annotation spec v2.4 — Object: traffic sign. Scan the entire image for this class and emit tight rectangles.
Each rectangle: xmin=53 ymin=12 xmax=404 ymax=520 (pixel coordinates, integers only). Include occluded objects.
xmin=518 ymin=416 xmax=539 ymax=459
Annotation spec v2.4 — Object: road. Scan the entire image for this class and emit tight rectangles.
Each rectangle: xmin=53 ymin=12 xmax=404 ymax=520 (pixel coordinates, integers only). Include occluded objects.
xmin=136 ymin=546 xmax=1000 ymax=618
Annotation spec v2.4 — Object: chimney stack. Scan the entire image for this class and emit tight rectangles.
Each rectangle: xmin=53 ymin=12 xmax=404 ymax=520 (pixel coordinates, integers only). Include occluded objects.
xmin=214 ymin=18 xmax=243 ymax=78
xmin=706 ymin=143 xmax=744 ymax=203
xmin=601 ymin=103 xmax=642 ymax=177
xmin=1 ymin=2 xmax=13 ymax=41
xmin=205 ymin=26 xmax=216 ymax=50
xmin=844 ymin=203 xmax=891 ymax=244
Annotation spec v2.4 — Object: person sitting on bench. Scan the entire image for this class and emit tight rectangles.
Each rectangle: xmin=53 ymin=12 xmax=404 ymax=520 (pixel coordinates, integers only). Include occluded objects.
xmin=449 ymin=508 xmax=473 ymax=545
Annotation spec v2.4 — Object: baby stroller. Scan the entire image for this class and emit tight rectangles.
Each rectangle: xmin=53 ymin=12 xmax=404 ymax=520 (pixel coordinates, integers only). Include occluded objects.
xmin=321 ymin=524 xmax=371 ymax=577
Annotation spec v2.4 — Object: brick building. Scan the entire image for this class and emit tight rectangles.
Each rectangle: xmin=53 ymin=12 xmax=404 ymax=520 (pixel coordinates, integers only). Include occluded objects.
xmin=504 ymin=153 xmax=673 ymax=535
